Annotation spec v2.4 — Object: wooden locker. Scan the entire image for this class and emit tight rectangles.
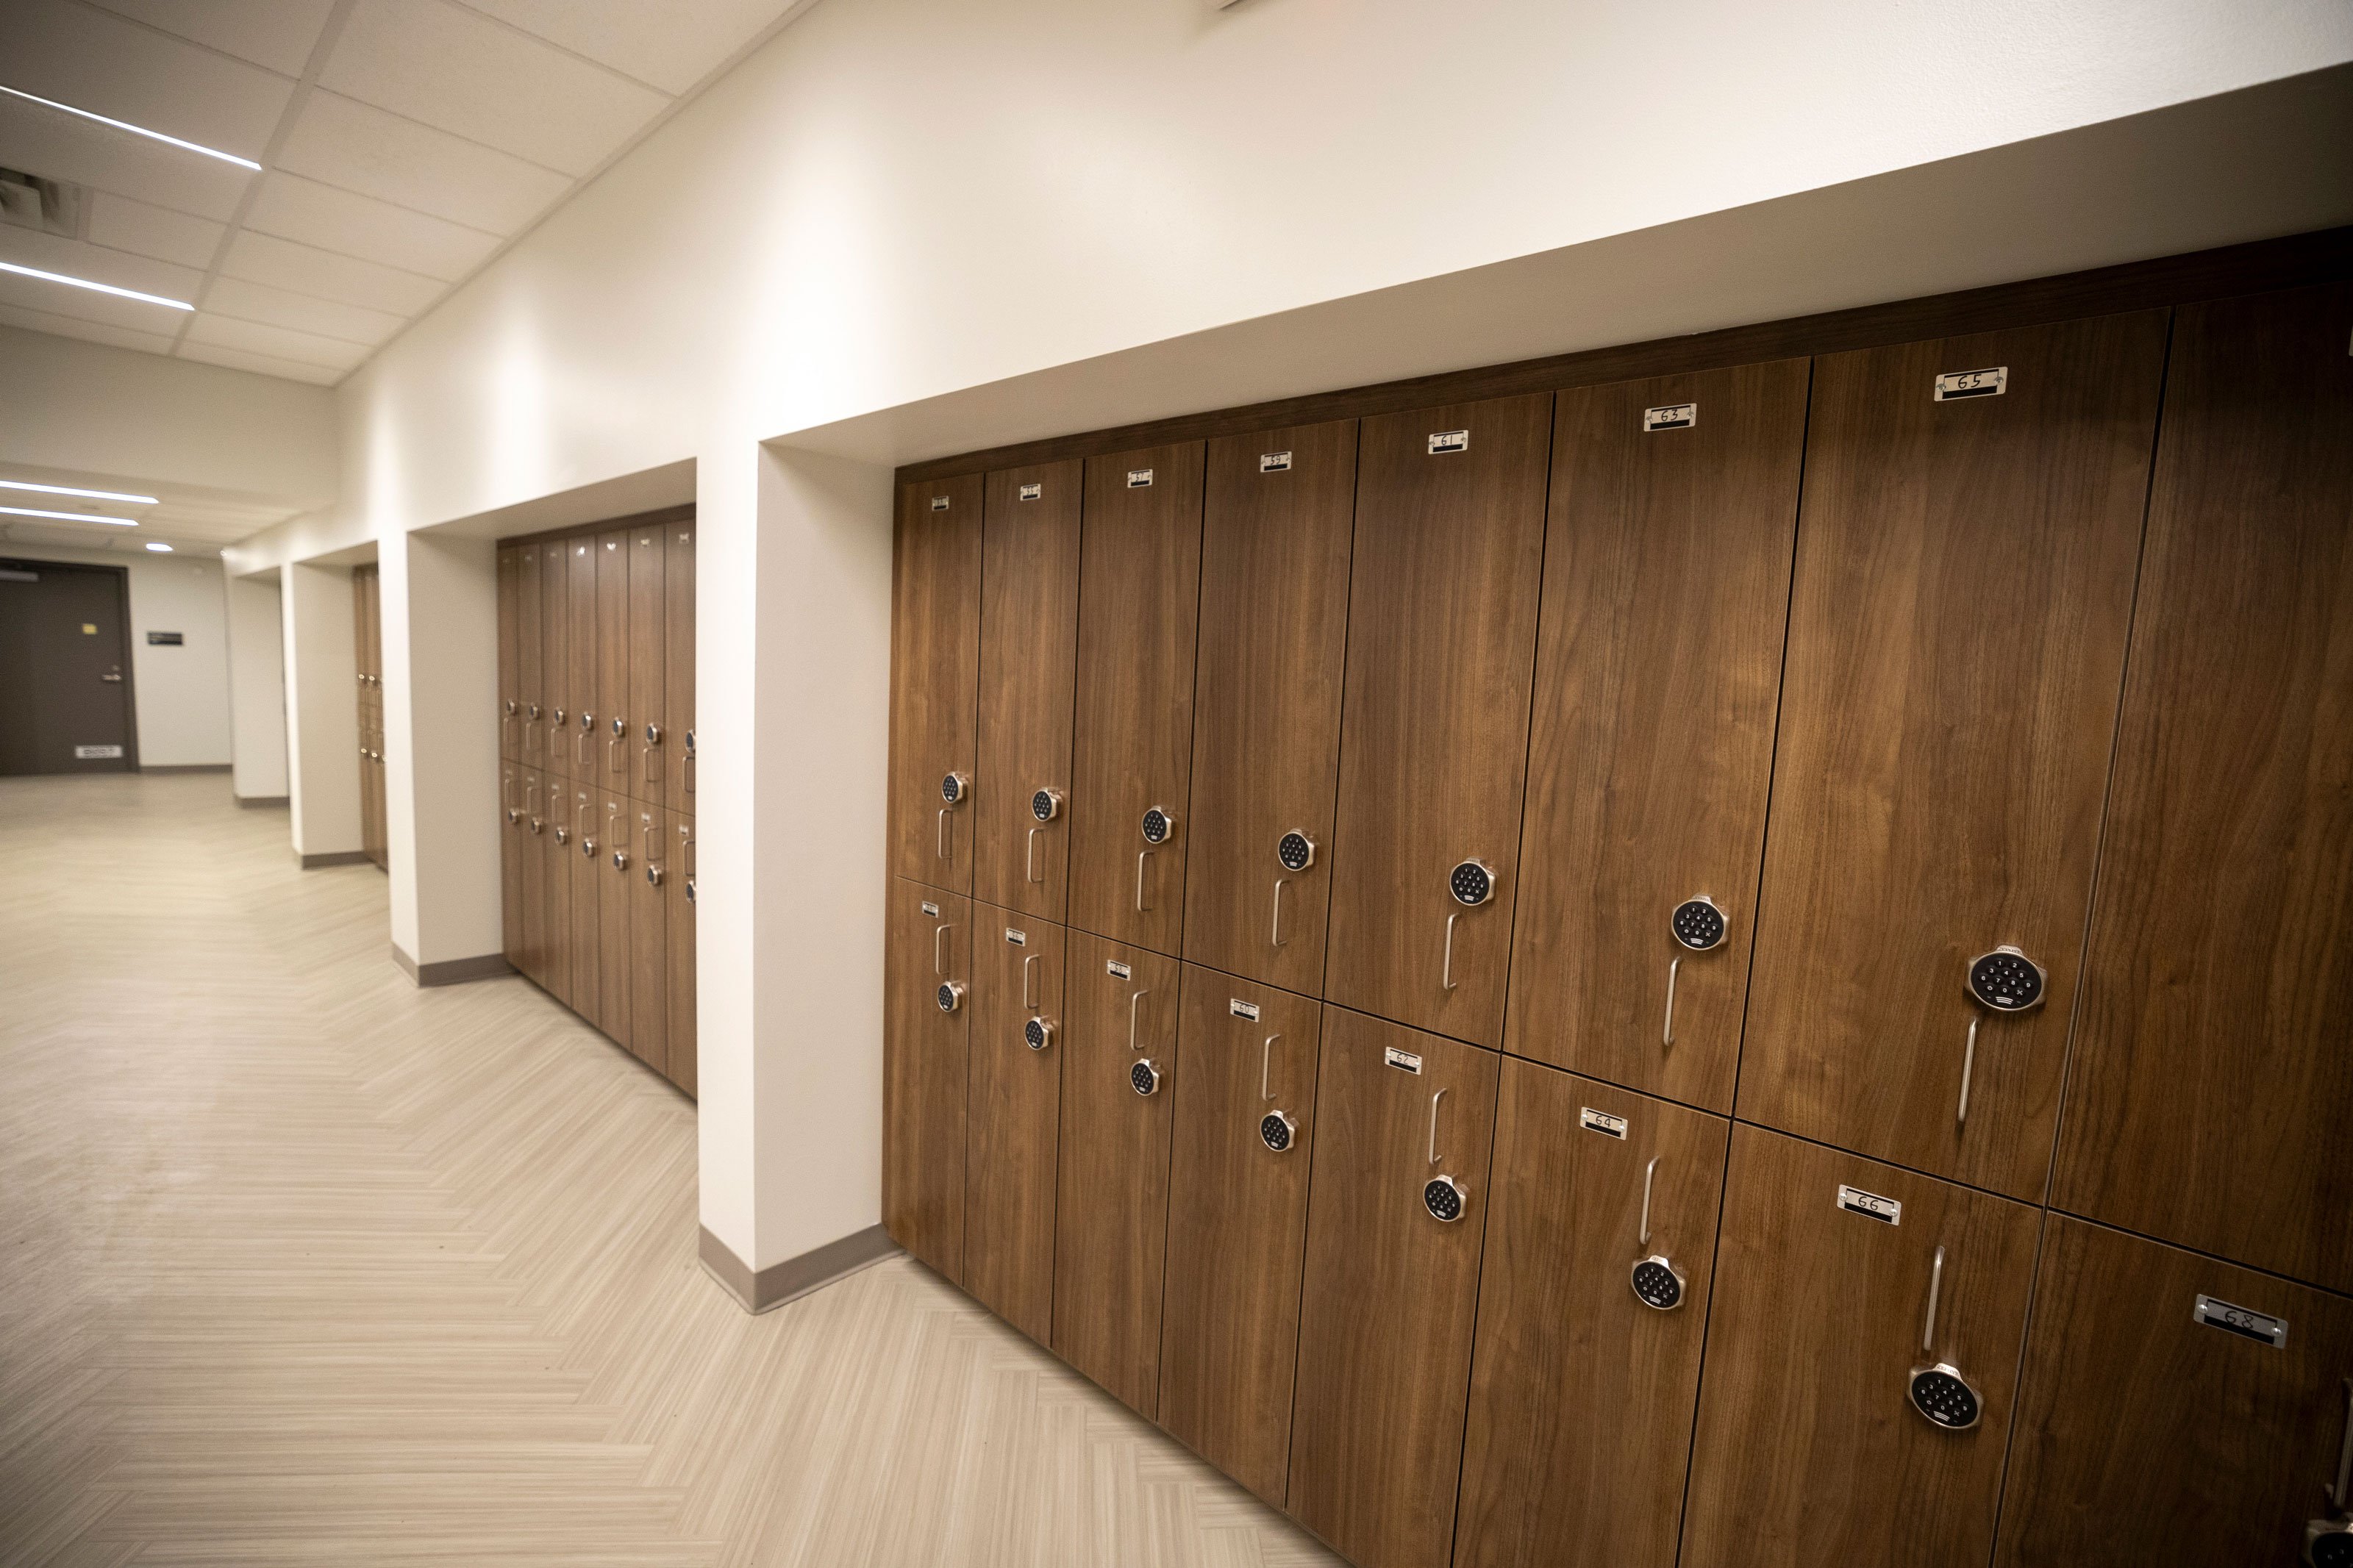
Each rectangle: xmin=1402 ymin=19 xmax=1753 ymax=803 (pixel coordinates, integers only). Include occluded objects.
xmin=665 ymin=519 xmax=695 ymax=809
xmin=1157 ymin=970 xmax=1324 ymax=1508
xmin=665 ymin=812 xmax=696 ymax=1096
xmin=1050 ymin=931 xmax=1181 ymax=1417
xmin=1739 ymin=314 xmax=2166 ymax=1199
xmin=889 ymin=476 xmax=982 ymax=891
xmin=2054 ymin=284 xmax=2353 ymax=1292
xmin=629 ymin=523 xmax=666 ymax=808
xmin=1453 ymin=1063 xmax=1729 ymax=1568
xmin=540 ymin=772 xmax=572 ymax=1007
xmin=540 ymin=541 xmax=570 ymax=786
xmin=518 ymin=543 xmax=543 ymax=769
xmin=963 ymin=906 xmax=1065 ymax=1345
xmin=518 ymin=767 xmax=546 ymax=987
xmin=567 ymin=785 xmax=600 ymax=1033
xmin=973 ymin=461 xmax=1082 ymax=922
xmin=884 ymin=879 xmax=969 ymax=1278
xmin=1995 ymin=1216 xmax=2353 ymax=1567
xmin=1507 ymin=363 xmax=1806 ymax=1109
xmin=567 ymin=534 xmax=597 ymax=784
xmin=1324 ymin=395 xmax=1551 ymax=1050
xmin=629 ymin=803 xmax=668 ymax=1078
xmin=596 ymin=531 xmax=629 ymax=795
xmin=498 ymin=547 xmax=520 ymax=759
xmin=500 ymin=763 xmax=524 ymax=971
xmin=1067 ymin=444 xmax=1206 ymax=953
xmin=1287 ymin=1008 xmax=1500 ymax=1568
xmin=598 ymin=790 xmax=634 ymax=1062
xmin=1680 ymin=1125 xmax=2041 ymax=1568
xmin=1182 ymin=420 xmax=1358 ymax=997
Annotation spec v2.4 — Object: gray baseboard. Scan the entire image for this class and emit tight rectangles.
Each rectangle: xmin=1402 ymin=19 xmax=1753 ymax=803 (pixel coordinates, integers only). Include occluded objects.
xmin=391 ymin=945 xmax=513 ymax=987
xmin=699 ymin=1224 xmax=900 ymax=1315
xmin=140 ymin=762 xmax=231 ymax=773
xmin=296 ymin=849 xmax=371 ymax=868
xmin=235 ymin=794 xmax=290 ymax=809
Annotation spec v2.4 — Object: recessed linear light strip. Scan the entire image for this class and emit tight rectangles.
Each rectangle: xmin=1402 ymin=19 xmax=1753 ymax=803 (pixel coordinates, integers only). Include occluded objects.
xmin=0 ymin=504 xmax=138 ymax=526
xmin=0 ymin=259 xmax=193 ymax=310
xmin=0 ymin=83 xmax=262 ymax=171
xmin=0 ymin=479 xmax=157 ymax=504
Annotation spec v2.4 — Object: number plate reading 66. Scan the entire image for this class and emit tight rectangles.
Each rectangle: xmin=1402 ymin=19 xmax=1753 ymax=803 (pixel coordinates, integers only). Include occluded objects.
xmin=2194 ymin=1295 xmax=2288 ymax=1348
xmin=1106 ymin=959 xmax=1131 ymax=979
xmin=1229 ymin=998 xmax=1260 ymax=1021
xmin=1836 ymin=1184 xmax=1902 ymax=1225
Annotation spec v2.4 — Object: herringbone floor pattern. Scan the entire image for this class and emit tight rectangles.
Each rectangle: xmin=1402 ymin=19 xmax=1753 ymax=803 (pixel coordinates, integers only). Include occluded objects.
xmin=0 ymin=774 xmax=1338 ymax=1567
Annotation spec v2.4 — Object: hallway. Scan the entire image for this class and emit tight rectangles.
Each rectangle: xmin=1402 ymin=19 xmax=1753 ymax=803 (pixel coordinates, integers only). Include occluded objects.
xmin=0 ymin=775 xmax=1333 ymax=1567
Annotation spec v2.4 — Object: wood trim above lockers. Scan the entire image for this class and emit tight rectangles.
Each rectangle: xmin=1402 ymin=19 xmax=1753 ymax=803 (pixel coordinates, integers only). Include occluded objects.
xmin=496 ymin=503 xmax=696 ymax=554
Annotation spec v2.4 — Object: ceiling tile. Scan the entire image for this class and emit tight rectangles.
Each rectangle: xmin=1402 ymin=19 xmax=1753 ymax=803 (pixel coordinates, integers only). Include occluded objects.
xmin=458 ymin=0 xmax=796 ymax=97
xmin=1 ymin=225 xmax=205 ymax=301
xmin=241 ymin=171 xmax=499 ymax=282
xmin=0 ymin=298 xmax=178 ymax=353
xmin=220 ymin=229 xmax=443 ymax=315
xmin=83 ymin=0 xmax=338 ymax=78
xmin=0 ymin=93 xmax=253 ymax=221
xmin=321 ymin=0 xmax=670 ymax=178
xmin=4 ymin=0 xmax=293 ymax=162
xmin=184 ymin=309 xmax=369 ymax=370
xmin=85 ymin=192 xmax=226 ymax=268
xmin=176 ymin=337 xmax=346 ymax=384
xmin=274 ymin=90 xmax=571 ymax=233
xmin=201 ymin=275 xmax=404 ymax=345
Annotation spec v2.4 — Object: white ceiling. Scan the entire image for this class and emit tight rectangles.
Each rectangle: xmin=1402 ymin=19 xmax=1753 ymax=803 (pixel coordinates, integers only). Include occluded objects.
xmin=0 ymin=0 xmax=809 ymax=387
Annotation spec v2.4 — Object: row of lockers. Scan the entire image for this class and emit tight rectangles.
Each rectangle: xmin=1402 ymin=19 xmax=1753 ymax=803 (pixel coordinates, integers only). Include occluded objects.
xmin=887 ymin=284 xmax=2353 ymax=1297
xmin=352 ymin=562 xmax=388 ymax=871
xmin=885 ymin=885 xmax=2353 ymax=1568
xmin=496 ymin=512 xmax=695 ymax=812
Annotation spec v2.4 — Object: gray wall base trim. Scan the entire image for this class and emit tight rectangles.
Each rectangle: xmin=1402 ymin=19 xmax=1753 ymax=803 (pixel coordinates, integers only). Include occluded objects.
xmin=391 ymin=946 xmax=513 ymax=987
xmin=699 ymin=1224 xmax=901 ymax=1315
xmin=140 ymin=762 xmax=231 ymax=774
xmin=296 ymin=849 xmax=371 ymax=868
xmin=235 ymin=795 xmax=290 ymax=809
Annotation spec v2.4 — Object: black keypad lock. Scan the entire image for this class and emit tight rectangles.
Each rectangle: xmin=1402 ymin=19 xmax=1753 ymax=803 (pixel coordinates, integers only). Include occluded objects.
xmin=1140 ymin=806 xmax=1176 ymax=845
xmin=1031 ymin=787 xmax=1063 ymax=823
xmin=1907 ymin=1364 xmax=1982 ymax=1430
xmin=1260 ymin=1110 xmax=1296 ymax=1153
xmin=1671 ymin=896 xmax=1727 ymax=951
xmin=1023 ymin=1015 xmax=1055 ymax=1051
xmin=1129 ymin=1059 xmax=1161 ymax=1096
xmin=940 ymin=771 xmax=970 ymax=806
xmin=2307 ymin=1519 xmax=2353 ymax=1567
xmin=1449 ymin=860 xmax=1496 ymax=906
xmin=1967 ymin=945 xmax=2045 ymax=1011
xmin=1424 ymin=1175 xmax=1466 ymax=1222
xmin=1631 ymin=1256 xmax=1686 ymax=1311
xmin=1277 ymin=831 xmax=1316 ymax=872
xmin=935 ymin=981 xmax=964 ymax=1014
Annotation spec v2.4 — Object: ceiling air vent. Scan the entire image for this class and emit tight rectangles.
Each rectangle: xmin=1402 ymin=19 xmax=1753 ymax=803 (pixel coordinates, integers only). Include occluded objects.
xmin=0 ymin=168 xmax=88 ymax=239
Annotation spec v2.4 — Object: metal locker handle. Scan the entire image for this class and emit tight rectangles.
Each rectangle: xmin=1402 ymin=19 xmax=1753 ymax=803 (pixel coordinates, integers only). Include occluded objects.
xmin=1957 ymin=1019 xmax=1979 ymax=1126
xmin=526 ymin=781 xmax=541 ymax=815
xmin=1427 ymin=1087 xmax=1447 ymax=1165
xmin=1640 ymin=1156 xmax=1661 ymax=1247
xmin=1022 ymin=953 xmax=1039 ymax=1009
xmin=1129 ymin=988 xmax=1150 ymax=1051
xmin=576 ymin=801 xmax=591 ymax=849
xmin=1135 ymin=850 xmax=1151 ymax=912
xmin=1271 ymin=878 xmax=1289 ymax=946
xmin=1442 ymin=912 xmax=1460 ymax=992
xmin=576 ymin=722 xmax=591 ymax=766
xmin=1026 ymin=828 xmax=1042 ymax=884
xmin=643 ymin=726 xmax=661 ymax=782
xmin=1663 ymin=957 xmax=1681 ymax=1046
xmin=1260 ymin=1033 xmax=1281 ymax=1100
xmin=2329 ymin=1377 xmax=2353 ymax=1508
xmin=1921 ymin=1245 xmax=1946 ymax=1355
xmin=938 ymin=808 xmax=951 ymax=859
xmin=934 ymin=922 xmax=951 ymax=976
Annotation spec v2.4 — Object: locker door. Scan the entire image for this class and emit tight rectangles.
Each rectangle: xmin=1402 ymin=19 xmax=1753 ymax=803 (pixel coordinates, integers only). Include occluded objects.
xmin=1324 ymin=395 xmax=1551 ymax=1049
xmin=973 ymin=461 xmax=1081 ymax=921
xmin=1507 ymin=363 xmax=1805 ymax=1109
xmin=568 ymin=785 xmax=600 ymax=1033
xmin=1051 ymin=931 xmax=1181 ymax=1417
xmin=518 ymin=544 xmax=543 ymax=768
xmin=1067 ymin=444 xmax=1205 ymax=953
xmin=665 ymin=812 xmax=696 ymax=1097
xmin=665 ymin=520 xmax=695 ymax=809
xmin=540 ymin=542 xmax=569 ymax=786
xmin=1681 ymin=1125 xmax=2040 ymax=1568
xmin=630 ymin=803 xmax=668 ymax=1078
xmin=498 ymin=547 xmax=520 ymax=760
xmin=1740 ymin=315 xmax=2165 ymax=1199
xmin=500 ymin=763 xmax=524 ymax=970
xmin=885 ymin=880 xmax=969 ymax=1278
xmin=598 ymin=791 xmax=634 ymax=1060
xmin=1453 ymin=1064 xmax=1728 ymax=1568
xmin=1182 ymin=420 xmax=1357 ymax=996
xmin=540 ymin=770 xmax=571 ymax=1007
xmin=519 ymin=767 xmax=546 ymax=986
xmin=1157 ymin=970 xmax=1324 ymax=1509
xmin=1994 ymin=1216 xmax=2353 ymax=1567
xmin=568 ymin=535 xmax=597 ymax=786
xmin=2055 ymin=284 xmax=2353 ymax=1292
xmin=964 ymin=907 xmax=1065 ymax=1345
xmin=1288 ymin=1009 xmax=1499 ymax=1568
xmin=629 ymin=523 xmax=666 ymax=808
xmin=596 ymin=531 xmax=629 ymax=795
xmin=889 ymin=476 xmax=981 ymax=890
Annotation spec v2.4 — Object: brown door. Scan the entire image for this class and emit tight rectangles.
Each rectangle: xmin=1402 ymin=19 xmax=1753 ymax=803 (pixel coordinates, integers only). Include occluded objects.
xmin=973 ymin=461 xmax=1082 ymax=921
xmin=568 ymin=785 xmax=600 ymax=1032
xmin=0 ymin=559 xmax=136 ymax=774
xmin=517 ymin=543 xmax=543 ymax=770
xmin=890 ymin=476 xmax=982 ymax=891
xmin=498 ymin=546 xmax=520 ymax=760
xmin=665 ymin=811 xmax=696 ymax=1097
xmin=540 ymin=542 xmax=569 ymax=786
xmin=1182 ymin=420 xmax=1358 ymax=995
xmin=1051 ymin=931 xmax=1181 ymax=1417
xmin=1507 ymin=363 xmax=1806 ymax=1109
xmin=568 ymin=534 xmax=598 ymax=784
xmin=1994 ymin=1215 xmax=2353 ymax=1567
xmin=500 ymin=763 xmax=524 ymax=970
xmin=598 ymin=791 xmax=633 ymax=1059
xmin=964 ymin=906 xmax=1066 ymax=1344
xmin=665 ymin=519 xmax=695 ymax=808
xmin=596 ymin=531 xmax=629 ymax=795
xmin=885 ymin=880 xmax=970 ymax=1278
xmin=1288 ymin=1009 xmax=1500 ymax=1568
xmin=1739 ymin=315 xmax=2165 ymax=1199
xmin=1453 ymin=1063 xmax=1729 ymax=1568
xmin=518 ymin=767 xmax=546 ymax=986
xmin=2055 ymin=284 xmax=2353 ymax=1292
xmin=1157 ymin=969 xmax=1324 ymax=1509
xmin=628 ymin=804 xmax=667 ymax=1075
xmin=1067 ymin=444 xmax=1206 ymax=953
xmin=540 ymin=772 xmax=571 ymax=1007
xmin=1324 ymin=395 xmax=1552 ymax=1050
xmin=629 ymin=523 xmax=666 ymax=808
xmin=352 ymin=565 xmax=376 ymax=864
xmin=1681 ymin=1124 xmax=2040 ymax=1568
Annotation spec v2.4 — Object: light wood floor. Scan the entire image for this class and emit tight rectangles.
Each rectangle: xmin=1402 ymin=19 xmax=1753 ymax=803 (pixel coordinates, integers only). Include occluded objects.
xmin=0 ymin=773 xmax=1338 ymax=1567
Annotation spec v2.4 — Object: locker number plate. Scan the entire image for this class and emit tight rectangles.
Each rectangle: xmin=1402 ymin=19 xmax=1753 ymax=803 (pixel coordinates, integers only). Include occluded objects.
xmin=1427 ymin=429 xmax=1470 ymax=455
xmin=2195 ymin=1295 xmax=2288 ymax=1348
xmin=929 ymin=495 xmax=950 ymax=512
xmin=1836 ymin=1185 xmax=1903 ymax=1225
xmin=1260 ymin=451 xmax=1293 ymax=473
xmin=1935 ymin=366 xmax=2007 ymax=401
xmin=1004 ymin=927 xmax=1026 ymax=946
xmin=1126 ymin=468 xmax=1154 ymax=488
xmin=1106 ymin=959 xmax=1131 ymax=980
xmin=920 ymin=901 xmax=939 ymax=917
xmin=1643 ymin=402 xmax=1697 ymax=431
xmin=1018 ymin=482 xmax=1043 ymax=501
xmin=1384 ymin=1047 xmax=1424 ymax=1075
xmin=1579 ymin=1107 xmax=1628 ymax=1139
xmin=76 ymin=745 xmax=124 ymax=759
xmin=1229 ymin=998 xmax=1260 ymax=1021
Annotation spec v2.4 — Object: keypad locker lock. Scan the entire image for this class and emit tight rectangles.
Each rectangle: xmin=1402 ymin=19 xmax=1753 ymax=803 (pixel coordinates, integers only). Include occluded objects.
xmin=1663 ymin=895 xmax=1729 ymax=1048
xmin=2306 ymin=1378 xmax=2353 ymax=1567
xmin=1257 ymin=1029 xmax=1297 ymax=1153
xmin=937 ymin=770 xmax=971 ymax=862
xmin=1136 ymin=806 xmax=1177 ymax=912
xmin=1271 ymin=832 xmax=1316 ymax=947
xmin=1629 ymin=1156 xmax=1687 ymax=1311
xmin=1955 ymin=944 xmax=2048 ymax=1128
xmin=1126 ymin=979 xmax=1161 ymax=1096
xmin=1906 ymin=1245 xmax=1983 ymax=1431
xmin=1421 ymin=1086 xmax=1468 ymax=1222
xmin=1025 ymin=787 xmax=1063 ymax=886
xmin=1442 ymin=859 xmax=1496 ymax=993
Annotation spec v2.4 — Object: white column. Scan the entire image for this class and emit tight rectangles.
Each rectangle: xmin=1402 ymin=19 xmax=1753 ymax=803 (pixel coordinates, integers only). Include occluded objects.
xmin=280 ymin=559 xmax=361 ymax=862
xmin=224 ymin=570 xmax=289 ymax=802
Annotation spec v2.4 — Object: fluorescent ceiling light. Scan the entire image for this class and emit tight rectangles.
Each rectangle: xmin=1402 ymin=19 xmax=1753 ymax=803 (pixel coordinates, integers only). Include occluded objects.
xmin=0 ymin=478 xmax=157 ymax=504
xmin=145 ymin=540 xmax=173 ymax=552
xmin=0 ymin=259 xmax=193 ymax=310
xmin=0 ymin=84 xmax=262 ymax=171
xmin=0 ymin=504 xmax=138 ymax=525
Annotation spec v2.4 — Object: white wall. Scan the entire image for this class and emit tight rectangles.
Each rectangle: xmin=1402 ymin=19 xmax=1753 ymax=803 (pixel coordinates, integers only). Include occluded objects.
xmin=280 ymin=559 xmax=360 ymax=859
xmin=225 ymin=573 xmax=288 ymax=800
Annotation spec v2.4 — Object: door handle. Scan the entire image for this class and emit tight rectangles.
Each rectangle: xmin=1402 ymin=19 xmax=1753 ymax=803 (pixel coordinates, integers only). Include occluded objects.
xmin=1129 ymin=988 xmax=1150 ymax=1051
xmin=1026 ymin=827 xmax=1042 ymax=884
xmin=643 ymin=723 xmax=662 ymax=781
xmin=1260 ymin=1033 xmax=1282 ymax=1100
xmin=1957 ymin=1018 xmax=1979 ymax=1126
xmin=1271 ymin=878 xmax=1289 ymax=946
xmin=1023 ymin=953 xmax=1039 ymax=1009
xmin=2328 ymin=1377 xmax=2353 ymax=1510
xmin=1427 ymin=1086 xmax=1447 ymax=1166
xmin=576 ymin=715 xmax=592 ymax=765
xmin=938 ymin=808 xmax=951 ymax=860
xmin=577 ymin=802 xmax=592 ymax=853
xmin=1921 ymin=1245 xmax=1946 ymax=1355
xmin=526 ymin=781 xmax=540 ymax=815
xmin=1663 ymin=957 xmax=1681 ymax=1047
xmin=684 ymin=730 xmax=695 ymax=794
xmin=934 ymin=921 xmax=951 ymax=975
xmin=1442 ymin=912 xmax=1460 ymax=992
xmin=1639 ymin=1156 xmax=1661 ymax=1247
xmin=1135 ymin=850 xmax=1151 ymax=912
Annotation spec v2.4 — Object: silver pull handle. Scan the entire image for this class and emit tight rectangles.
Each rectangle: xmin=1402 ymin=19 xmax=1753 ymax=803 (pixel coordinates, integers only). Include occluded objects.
xmin=1922 ymin=1245 xmax=1946 ymax=1355
xmin=1129 ymin=987 xmax=1151 ymax=1051
xmin=642 ymin=820 xmax=656 ymax=862
xmin=1136 ymin=850 xmax=1151 ymax=912
xmin=1260 ymin=1033 xmax=1281 ymax=1100
xmin=1640 ymin=1155 xmax=1660 ymax=1247
xmin=576 ymin=725 xmax=590 ymax=765
xmin=1427 ymin=1086 xmax=1446 ymax=1166
xmin=1023 ymin=953 xmax=1038 ymax=1009
xmin=1443 ymin=912 xmax=1460 ymax=992
xmin=1026 ymin=827 xmax=1042 ymax=884
xmin=644 ymin=737 xmax=660 ymax=782
xmin=934 ymin=922 xmax=951 ymax=976
xmin=938 ymin=807 xmax=951 ymax=859
xmin=1958 ymin=1018 xmax=1979 ymax=1126
xmin=1663 ymin=957 xmax=1681 ymax=1046
xmin=2330 ymin=1377 xmax=2353 ymax=1511
xmin=576 ymin=802 xmax=590 ymax=848
xmin=1271 ymin=878 xmax=1289 ymax=945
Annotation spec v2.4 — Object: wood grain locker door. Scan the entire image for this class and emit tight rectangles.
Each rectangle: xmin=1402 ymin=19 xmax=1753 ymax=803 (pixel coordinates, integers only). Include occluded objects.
xmin=1183 ymin=420 xmax=1358 ymax=996
xmin=540 ymin=542 xmax=570 ymax=786
xmin=1739 ymin=315 xmax=2165 ymax=1199
xmin=500 ymin=763 xmax=524 ymax=970
xmin=1324 ymin=395 xmax=1551 ymax=1050
xmin=598 ymin=791 xmax=635 ymax=1062
xmin=540 ymin=773 xmax=572 ymax=1007
xmin=2054 ymin=284 xmax=2353 ymax=1292
xmin=884 ymin=880 xmax=970 ymax=1279
xmin=1051 ymin=931 xmax=1181 ymax=1417
xmin=498 ymin=547 xmax=520 ymax=759
xmin=1067 ymin=444 xmax=1206 ymax=953
xmin=890 ymin=476 xmax=982 ymax=891
xmin=1994 ymin=1215 xmax=2353 ymax=1567
xmin=973 ymin=461 xmax=1081 ymax=921
xmin=666 ymin=812 xmax=696 ymax=1098
xmin=1507 ymin=363 xmax=1806 ymax=1110
xmin=519 ymin=767 xmax=546 ymax=986
xmin=518 ymin=543 xmax=543 ymax=770
xmin=628 ymin=804 xmax=667 ymax=1075
xmin=1157 ymin=968 xmax=1324 ymax=1508
xmin=629 ymin=523 xmax=666 ymax=808
xmin=596 ymin=531 xmax=629 ymax=795
xmin=1453 ymin=1062 xmax=1729 ymax=1568
xmin=568 ymin=786 xmax=601 ymax=1034
xmin=1680 ymin=1124 xmax=2040 ymax=1568
xmin=568 ymin=535 xmax=598 ymax=784
xmin=964 ymin=907 xmax=1065 ymax=1344
xmin=665 ymin=520 xmax=695 ymax=809
xmin=1288 ymin=1008 xmax=1500 ymax=1568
